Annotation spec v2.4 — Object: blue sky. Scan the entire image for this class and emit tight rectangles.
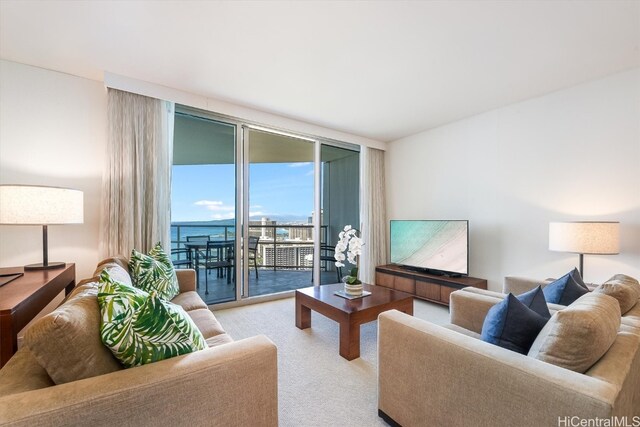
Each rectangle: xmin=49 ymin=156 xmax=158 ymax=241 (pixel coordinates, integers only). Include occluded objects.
xmin=171 ymin=162 xmax=314 ymax=222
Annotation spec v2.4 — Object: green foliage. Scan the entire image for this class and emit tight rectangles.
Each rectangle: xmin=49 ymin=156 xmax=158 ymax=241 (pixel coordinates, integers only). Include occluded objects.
xmin=97 ymin=270 xmax=206 ymax=368
xmin=129 ymin=242 xmax=179 ymax=301
xmin=345 ymin=267 xmax=361 ymax=284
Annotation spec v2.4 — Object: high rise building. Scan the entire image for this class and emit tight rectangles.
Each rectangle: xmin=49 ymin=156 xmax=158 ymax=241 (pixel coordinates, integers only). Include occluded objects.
xmin=261 ymin=244 xmax=314 ymax=269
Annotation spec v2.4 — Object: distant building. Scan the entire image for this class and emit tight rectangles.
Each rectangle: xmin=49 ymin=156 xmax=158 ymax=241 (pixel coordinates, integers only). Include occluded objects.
xmin=288 ymin=225 xmax=313 ymax=241
xmin=249 ymin=217 xmax=276 ymax=239
xmin=261 ymin=244 xmax=314 ymax=269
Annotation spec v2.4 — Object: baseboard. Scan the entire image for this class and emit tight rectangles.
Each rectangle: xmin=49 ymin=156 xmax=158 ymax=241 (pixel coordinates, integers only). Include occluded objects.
xmin=378 ymin=409 xmax=402 ymax=427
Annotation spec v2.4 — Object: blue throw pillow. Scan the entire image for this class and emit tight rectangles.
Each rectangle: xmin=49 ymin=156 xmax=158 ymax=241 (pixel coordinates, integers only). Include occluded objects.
xmin=543 ymin=271 xmax=589 ymax=305
xmin=516 ymin=286 xmax=551 ymax=319
xmin=569 ymin=267 xmax=588 ymax=290
xmin=481 ymin=293 xmax=549 ymax=354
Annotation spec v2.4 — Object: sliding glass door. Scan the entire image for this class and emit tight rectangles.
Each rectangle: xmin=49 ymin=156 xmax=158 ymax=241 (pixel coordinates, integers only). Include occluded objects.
xmin=171 ymin=113 xmax=238 ymax=305
xmin=171 ymin=106 xmax=360 ymax=305
xmin=243 ymin=127 xmax=316 ymax=296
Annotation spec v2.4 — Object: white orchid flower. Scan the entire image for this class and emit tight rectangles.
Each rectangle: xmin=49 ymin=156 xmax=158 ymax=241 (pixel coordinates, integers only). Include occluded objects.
xmin=334 ymin=225 xmax=364 ymax=269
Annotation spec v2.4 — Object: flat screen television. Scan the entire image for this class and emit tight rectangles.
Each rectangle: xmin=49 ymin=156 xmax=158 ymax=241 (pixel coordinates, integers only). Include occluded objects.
xmin=390 ymin=220 xmax=469 ymax=277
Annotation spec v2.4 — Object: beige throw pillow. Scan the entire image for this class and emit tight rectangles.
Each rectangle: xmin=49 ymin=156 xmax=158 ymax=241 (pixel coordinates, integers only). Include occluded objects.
xmin=528 ymin=292 xmax=620 ymax=373
xmin=593 ymin=275 xmax=640 ymax=315
xmin=24 ymin=284 xmax=123 ymax=384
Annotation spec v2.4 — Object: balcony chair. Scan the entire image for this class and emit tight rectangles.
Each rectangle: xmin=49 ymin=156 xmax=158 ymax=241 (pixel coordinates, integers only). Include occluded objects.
xmin=170 ymin=247 xmax=193 ymax=269
xmin=311 ymin=244 xmax=342 ymax=284
xmin=198 ymin=240 xmax=234 ymax=295
xmin=186 ymin=235 xmax=211 ymax=263
xmin=248 ymin=236 xmax=260 ymax=279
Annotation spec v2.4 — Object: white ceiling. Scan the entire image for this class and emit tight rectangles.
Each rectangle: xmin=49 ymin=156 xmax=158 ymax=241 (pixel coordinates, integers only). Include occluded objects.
xmin=1 ymin=1 xmax=638 ymax=142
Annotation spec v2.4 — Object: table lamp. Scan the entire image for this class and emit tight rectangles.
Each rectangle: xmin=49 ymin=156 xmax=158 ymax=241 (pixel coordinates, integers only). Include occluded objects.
xmin=0 ymin=185 xmax=84 ymax=270
xmin=549 ymin=221 xmax=620 ymax=277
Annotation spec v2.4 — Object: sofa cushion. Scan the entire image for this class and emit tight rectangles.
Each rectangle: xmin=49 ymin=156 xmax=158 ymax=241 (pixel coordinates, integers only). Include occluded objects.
xmin=94 ymin=258 xmax=132 ymax=287
xmin=23 ymin=282 xmax=123 ymax=385
xmin=528 ymin=292 xmax=620 ymax=373
xmin=171 ymin=291 xmax=208 ymax=312
xmin=98 ymin=271 xmax=207 ymax=368
xmin=129 ymin=242 xmax=179 ymax=300
xmin=205 ymin=333 xmax=234 ymax=348
xmin=187 ymin=308 xmax=226 ymax=339
xmin=481 ymin=293 xmax=549 ymax=354
xmin=543 ymin=271 xmax=589 ymax=305
xmin=0 ymin=348 xmax=54 ymax=397
xmin=593 ymin=275 xmax=640 ymax=315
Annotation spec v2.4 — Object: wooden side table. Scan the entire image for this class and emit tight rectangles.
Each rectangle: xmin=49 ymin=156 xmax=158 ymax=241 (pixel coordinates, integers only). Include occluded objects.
xmin=0 ymin=264 xmax=76 ymax=368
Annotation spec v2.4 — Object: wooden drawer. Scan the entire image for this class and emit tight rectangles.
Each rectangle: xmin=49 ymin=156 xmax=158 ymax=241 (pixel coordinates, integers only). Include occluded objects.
xmin=394 ymin=276 xmax=415 ymax=294
xmin=440 ymin=286 xmax=455 ymax=304
xmin=416 ymin=280 xmax=440 ymax=301
xmin=376 ymin=272 xmax=395 ymax=289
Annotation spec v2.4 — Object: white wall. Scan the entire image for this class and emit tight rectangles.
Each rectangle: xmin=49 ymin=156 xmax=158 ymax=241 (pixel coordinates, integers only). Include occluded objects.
xmin=386 ymin=69 xmax=640 ymax=291
xmin=0 ymin=60 xmax=107 ymax=281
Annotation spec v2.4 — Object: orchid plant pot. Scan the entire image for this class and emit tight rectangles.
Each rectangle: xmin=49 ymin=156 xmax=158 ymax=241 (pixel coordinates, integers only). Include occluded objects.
xmin=343 ymin=268 xmax=363 ymax=296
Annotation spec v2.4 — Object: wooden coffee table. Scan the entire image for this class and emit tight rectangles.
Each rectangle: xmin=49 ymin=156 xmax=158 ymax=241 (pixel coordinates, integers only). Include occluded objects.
xmin=295 ymin=283 xmax=413 ymax=360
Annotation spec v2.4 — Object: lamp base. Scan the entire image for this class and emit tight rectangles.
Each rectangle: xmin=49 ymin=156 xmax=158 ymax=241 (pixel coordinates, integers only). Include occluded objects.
xmin=24 ymin=262 xmax=66 ymax=271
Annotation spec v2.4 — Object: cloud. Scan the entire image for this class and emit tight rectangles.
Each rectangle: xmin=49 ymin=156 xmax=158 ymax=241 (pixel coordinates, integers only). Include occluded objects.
xmin=249 ymin=211 xmax=266 ymax=217
xmin=194 ymin=200 xmax=234 ymax=212
xmin=211 ymin=212 xmax=235 ymax=220
xmin=288 ymin=162 xmax=312 ymax=168
xmin=305 ymin=170 xmax=314 ymax=176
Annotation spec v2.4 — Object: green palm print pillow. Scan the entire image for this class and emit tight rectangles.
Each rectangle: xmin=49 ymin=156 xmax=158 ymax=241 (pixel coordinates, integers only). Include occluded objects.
xmin=98 ymin=270 xmax=207 ymax=368
xmin=129 ymin=242 xmax=180 ymax=301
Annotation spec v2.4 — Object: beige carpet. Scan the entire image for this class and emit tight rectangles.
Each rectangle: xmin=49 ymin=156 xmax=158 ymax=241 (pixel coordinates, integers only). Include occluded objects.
xmin=213 ymin=297 xmax=449 ymax=426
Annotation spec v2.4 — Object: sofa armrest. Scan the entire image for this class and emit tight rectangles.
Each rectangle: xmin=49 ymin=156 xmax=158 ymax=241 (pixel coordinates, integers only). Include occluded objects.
xmin=449 ymin=288 xmax=502 ymax=334
xmin=378 ymin=311 xmax=617 ymax=427
xmin=0 ymin=335 xmax=278 ymax=426
xmin=503 ymin=276 xmax=552 ymax=294
xmin=176 ymin=269 xmax=197 ymax=292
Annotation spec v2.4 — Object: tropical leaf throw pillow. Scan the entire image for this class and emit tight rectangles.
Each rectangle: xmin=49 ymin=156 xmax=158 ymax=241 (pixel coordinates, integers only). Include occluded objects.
xmin=98 ymin=270 xmax=207 ymax=368
xmin=129 ymin=242 xmax=180 ymax=301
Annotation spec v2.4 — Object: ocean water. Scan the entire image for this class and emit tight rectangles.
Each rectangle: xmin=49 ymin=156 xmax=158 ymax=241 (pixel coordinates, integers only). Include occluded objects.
xmin=170 ymin=222 xmax=290 ymax=249
xmin=170 ymin=224 xmax=236 ymax=249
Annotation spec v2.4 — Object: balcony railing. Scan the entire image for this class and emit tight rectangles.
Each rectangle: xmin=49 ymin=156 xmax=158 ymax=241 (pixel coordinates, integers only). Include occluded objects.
xmin=171 ymin=223 xmax=331 ymax=271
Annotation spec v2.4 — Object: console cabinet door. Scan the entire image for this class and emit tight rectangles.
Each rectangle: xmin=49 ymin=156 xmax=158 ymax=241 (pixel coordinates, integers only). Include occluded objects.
xmin=440 ymin=286 xmax=455 ymax=304
xmin=394 ymin=276 xmax=415 ymax=294
xmin=376 ymin=272 xmax=395 ymax=289
xmin=416 ymin=280 xmax=440 ymax=302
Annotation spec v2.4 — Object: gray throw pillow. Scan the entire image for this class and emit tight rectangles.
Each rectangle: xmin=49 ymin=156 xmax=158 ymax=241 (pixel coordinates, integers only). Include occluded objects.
xmin=528 ymin=292 xmax=620 ymax=373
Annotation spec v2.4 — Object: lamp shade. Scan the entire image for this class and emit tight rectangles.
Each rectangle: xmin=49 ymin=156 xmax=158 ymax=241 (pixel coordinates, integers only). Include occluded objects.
xmin=0 ymin=185 xmax=84 ymax=225
xmin=549 ymin=221 xmax=620 ymax=255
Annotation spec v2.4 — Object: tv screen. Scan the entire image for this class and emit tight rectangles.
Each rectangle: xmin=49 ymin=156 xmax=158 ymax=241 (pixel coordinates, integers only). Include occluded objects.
xmin=390 ymin=220 xmax=468 ymax=276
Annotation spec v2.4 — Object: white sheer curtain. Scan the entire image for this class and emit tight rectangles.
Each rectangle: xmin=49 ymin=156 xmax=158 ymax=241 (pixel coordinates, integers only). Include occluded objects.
xmin=359 ymin=146 xmax=388 ymax=284
xmin=100 ymin=88 xmax=175 ymax=258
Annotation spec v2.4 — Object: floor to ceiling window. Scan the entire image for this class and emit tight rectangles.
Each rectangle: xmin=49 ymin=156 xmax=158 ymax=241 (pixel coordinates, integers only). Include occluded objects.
xmin=171 ymin=106 xmax=359 ymax=305
xmin=245 ymin=128 xmax=316 ymax=296
xmin=171 ymin=112 xmax=237 ymax=305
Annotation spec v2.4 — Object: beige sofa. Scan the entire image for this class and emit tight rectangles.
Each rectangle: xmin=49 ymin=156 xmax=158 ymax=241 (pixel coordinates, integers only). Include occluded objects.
xmin=0 ymin=257 xmax=278 ymax=426
xmin=378 ymin=288 xmax=640 ymax=426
